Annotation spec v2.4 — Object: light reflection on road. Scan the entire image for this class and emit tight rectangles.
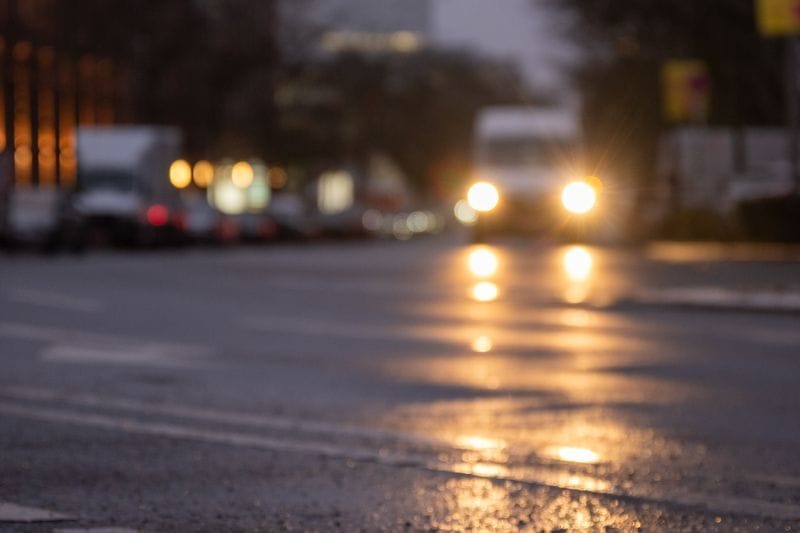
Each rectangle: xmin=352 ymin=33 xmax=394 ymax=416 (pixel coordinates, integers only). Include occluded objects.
xmin=470 ymin=335 xmax=494 ymax=353
xmin=562 ymin=245 xmax=594 ymax=304
xmin=382 ymin=241 xmax=711 ymax=528
xmin=470 ymin=281 xmax=499 ymax=302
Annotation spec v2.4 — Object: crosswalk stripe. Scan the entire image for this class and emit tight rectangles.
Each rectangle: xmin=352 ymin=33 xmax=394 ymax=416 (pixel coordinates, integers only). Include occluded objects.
xmin=0 ymin=502 xmax=72 ymax=523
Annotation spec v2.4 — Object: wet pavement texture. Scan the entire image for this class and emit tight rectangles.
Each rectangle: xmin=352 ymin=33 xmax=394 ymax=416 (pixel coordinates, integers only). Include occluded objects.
xmin=1 ymin=235 xmax=799 ymax=532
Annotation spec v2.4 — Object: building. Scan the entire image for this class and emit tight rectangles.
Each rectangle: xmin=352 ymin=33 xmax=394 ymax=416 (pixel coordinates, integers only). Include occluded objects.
xmin=0 ymin=0 xmax=127 ymax=191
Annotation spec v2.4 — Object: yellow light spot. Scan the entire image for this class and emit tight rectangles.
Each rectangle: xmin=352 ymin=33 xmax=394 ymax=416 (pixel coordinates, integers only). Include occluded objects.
xmin=467 ymin=182 xmax=499 ymax=212
xmin=563 ymin=246 xmax=593 ymax=282
xmin=467 ymin=247 xmax=498 ymax=277
xmin=456 ymin=436 xmax=506 ymax=451
xmin=169 ymin=159 xmax=192 ymax=189
xmin=231 ymin=161 xmax=254 ymax=188
xmin=471 ymin=281 xmax=498 ymax=302
xmin=453 ymin=462 xmax=510 ymax=478
xmin=561 ymin=180 xmax=597 ymax=214
xmin=193 ymin=160 xmax=214 ymax=188
xmin=470 ymin=336 xmax=493 ymax=353
xmin=549 ymin=446 xmax=600 ymax=464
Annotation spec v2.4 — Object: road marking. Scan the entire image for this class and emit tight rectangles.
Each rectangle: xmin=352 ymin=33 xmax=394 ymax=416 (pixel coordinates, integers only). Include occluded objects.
xmin=0 ymin=502 xmax=72 ymax=523
xmin=53 ymin=527 xmax=141 ymax=533
xmin=5 ymin=288 xmax=104 ymax=313
xmin=632 ymin=287 xmax=800 ymax=313
xmin=246 ymin=315 xmax=422 ymax=342
xmin=40 ymin=344 xmax=201 ymax=368
xmin=0 ymin=400 xmax=426 ymax=467
xmin=1 ymin=396 xmax=799 ymax=520
xmin=2 ymin=386 xmax=445 ymax=449
xmin=0 ymin=322 xmax=212 ymax=368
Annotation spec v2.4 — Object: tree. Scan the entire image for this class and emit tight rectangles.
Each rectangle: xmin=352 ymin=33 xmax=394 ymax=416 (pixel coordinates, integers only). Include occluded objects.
xmin=56 ymin=0 xmax=280 ymax=159
xmin=274 ymin=50 xmax=529 ymax=195
xmin=555 ymin=0 xmax=785 ymax=189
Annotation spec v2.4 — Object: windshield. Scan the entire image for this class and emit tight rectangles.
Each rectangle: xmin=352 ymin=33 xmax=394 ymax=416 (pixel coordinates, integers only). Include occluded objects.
xmin=481 ymin=137 xmax=575 ymax=166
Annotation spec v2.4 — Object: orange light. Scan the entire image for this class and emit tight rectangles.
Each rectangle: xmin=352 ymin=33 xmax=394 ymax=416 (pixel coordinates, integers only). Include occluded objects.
xmin=193 ymin=160 xmax=214 ymax=188
xmin=231 ymin=161 xmax=254 ymax=188
xmin=169 ymin=159 xmax=192 ymax=189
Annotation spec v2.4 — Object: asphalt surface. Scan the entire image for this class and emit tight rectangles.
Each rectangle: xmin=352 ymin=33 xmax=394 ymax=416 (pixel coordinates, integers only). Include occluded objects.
xmin=1 ymin=235 xmax=799 ymax=532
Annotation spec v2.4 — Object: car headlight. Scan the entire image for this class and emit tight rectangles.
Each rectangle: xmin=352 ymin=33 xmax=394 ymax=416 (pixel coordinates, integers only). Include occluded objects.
xmin=467 ymin=182 xmax=500 ymax=212
xmin=561 ymin=180 xmax=597 ymax=214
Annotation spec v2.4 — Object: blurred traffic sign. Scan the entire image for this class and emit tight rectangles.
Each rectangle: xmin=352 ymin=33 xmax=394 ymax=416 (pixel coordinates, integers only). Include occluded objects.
xmin=756 ymin=0 xmax=800 ymax=36
xmin=662 ymin=60 xmax=710 ymax=123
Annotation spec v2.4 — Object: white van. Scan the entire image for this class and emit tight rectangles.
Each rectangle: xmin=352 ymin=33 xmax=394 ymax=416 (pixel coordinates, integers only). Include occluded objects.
xmin=72 ymin=126 xmax=185 ymax=246
xmin=465 ymin=106 xmax=600 ymax=240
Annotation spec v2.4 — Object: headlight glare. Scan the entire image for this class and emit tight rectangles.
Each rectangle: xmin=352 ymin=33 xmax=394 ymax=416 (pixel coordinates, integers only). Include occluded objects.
xmin=467 ymin=182 xmax=500 ymax=212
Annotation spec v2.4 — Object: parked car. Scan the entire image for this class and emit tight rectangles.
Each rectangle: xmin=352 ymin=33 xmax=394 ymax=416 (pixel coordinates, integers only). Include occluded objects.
xmin=184 ymin=196 xmax=240 ymax=245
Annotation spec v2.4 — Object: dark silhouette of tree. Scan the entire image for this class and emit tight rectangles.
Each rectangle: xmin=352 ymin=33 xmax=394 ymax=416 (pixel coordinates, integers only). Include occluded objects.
xmin=56 ymin=0 xmax=279 ymax=159
xmin=554 ymin=0 xmax=786 ymax=223
xmin=276 ymin=51 xmax=529 ymax=193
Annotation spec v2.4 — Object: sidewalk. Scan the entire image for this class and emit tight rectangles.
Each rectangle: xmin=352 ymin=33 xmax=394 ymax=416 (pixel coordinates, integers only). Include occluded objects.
xmin=625 ymin=286 xmax=800 ymax=313
xmin=615 ymin=241 xmax=800 ymax=313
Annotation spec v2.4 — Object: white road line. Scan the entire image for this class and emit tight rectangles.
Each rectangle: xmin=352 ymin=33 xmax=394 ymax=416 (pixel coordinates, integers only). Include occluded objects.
xmin=245 ymin=315 xmax=422 ymax=342
xmin=0 ymin=400 xmax=422 ymax=466
xmin=5 ymin=288 xmax=104 ymax=313
xmin=261 ymin=277 xmax=417 ymax=295
xmin=0 ymin=322 xmax=212 ymax=368
xmin=1 ymin=399 xmax=799 ymax=520
xmin=53 ymin=527 xmax=142 ymax=533
xmin=1 ymin=386 xmax=445 ymax=449
xmin=0 ymin=501 xmax=72 ymax=523
xmin=40 ymin=344 xmax=201 ymax=368
xmin=634 ymin=287 xmax=800 ymax=312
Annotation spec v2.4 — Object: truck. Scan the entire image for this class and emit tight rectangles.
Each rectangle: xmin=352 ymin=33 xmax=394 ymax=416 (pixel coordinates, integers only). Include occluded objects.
xmin=71 ymin=126 xmax=185 ymax=246
xmin=464 ymin=106 xmax=602 ymax=241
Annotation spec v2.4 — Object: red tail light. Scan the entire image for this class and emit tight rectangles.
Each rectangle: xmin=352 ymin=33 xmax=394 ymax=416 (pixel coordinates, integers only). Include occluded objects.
xmin=146 ymin=204 xmax=169 ymax=226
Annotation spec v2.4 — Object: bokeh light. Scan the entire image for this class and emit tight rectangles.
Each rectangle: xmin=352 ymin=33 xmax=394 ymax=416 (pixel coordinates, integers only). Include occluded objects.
xmin=561 ymin=180 xmax=596 ymax=214
xmin=231 ymin=161 xmax=254 ymax=188
xmin=193 ymin=160 xmax=214 ymax=188
xmin=468 ymin=247 xmax=498 ymax=278
xmin=563 ymin=246 xmax=593 ymax=282
xmin=467 ymin=182 xmax=499 ymax=212
xmin=454 ymin=199 xmax=478 ymax=226
xmin=471 ymin=281 xmax=499 ymax=302
xmin=169 ymin=159 xmax=192 ymax=189
xmin=470 ymin=336 xmax=494 ymax=353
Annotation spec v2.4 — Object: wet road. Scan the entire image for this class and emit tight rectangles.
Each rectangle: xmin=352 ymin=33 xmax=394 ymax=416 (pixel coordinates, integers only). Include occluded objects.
xmin=1 ymin=236 xmax=799 ymax=532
